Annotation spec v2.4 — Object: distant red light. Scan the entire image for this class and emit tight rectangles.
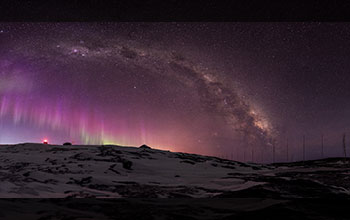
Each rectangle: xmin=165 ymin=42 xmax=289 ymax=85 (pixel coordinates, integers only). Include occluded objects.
xmin=43 ymin=139 xmax=48 ymax=144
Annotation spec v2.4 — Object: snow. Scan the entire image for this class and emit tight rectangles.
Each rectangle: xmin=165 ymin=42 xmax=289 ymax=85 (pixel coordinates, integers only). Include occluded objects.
xmin=0 ymin=143 xmax=267 ymax=198
xmin=0 ymin=143 xmax=349 ymax=199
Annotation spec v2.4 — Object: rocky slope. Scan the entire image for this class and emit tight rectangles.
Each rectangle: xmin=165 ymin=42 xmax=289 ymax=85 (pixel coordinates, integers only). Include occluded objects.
xmin=1 ymin=143 xmax=350 ymax=219
xmin=0 ymin=143 xmax=350 ymax=199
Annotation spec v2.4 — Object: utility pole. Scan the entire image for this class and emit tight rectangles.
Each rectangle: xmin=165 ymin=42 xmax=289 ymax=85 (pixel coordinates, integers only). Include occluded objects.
xmin=343 ymin=133 xmax=346 ymax=158
xmin=321 ymin=134 xmax=324 ymax=158
xmin=286 ymin=138 xmax=289 ymax=162
xmin=303 ymin=135 xmax=305 ymax=161
xmin=251 ymin=148 xmax=254 ymax=163
xmin=273 ymin=140 xmax=276 ymax=163
xmin=244 ymin=148 xmax=246 ymax=162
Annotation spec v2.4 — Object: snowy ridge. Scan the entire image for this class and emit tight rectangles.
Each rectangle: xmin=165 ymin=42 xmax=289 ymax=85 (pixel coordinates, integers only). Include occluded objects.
xmin=0 ymin=143 xmax=349 ymax=199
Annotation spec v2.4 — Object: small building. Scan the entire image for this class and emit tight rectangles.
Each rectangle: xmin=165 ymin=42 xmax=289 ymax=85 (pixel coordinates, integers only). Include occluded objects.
xmin=139 ymin=144 xmax=151 ymax=149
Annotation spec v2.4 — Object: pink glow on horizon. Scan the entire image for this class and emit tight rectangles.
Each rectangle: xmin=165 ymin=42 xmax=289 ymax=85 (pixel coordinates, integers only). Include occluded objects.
xmin=0 ymin=94 xmax=199 ymax=155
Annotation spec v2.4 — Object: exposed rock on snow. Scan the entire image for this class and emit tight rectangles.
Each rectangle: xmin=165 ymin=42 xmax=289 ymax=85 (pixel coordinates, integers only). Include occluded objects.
xmin=0 ymin=143 xmax=349 ymax=199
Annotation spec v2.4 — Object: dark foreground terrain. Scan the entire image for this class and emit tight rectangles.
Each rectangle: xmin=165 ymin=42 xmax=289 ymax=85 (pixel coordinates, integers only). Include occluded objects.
xmin=1 ymin=198 xmax=350 ymax=220
xmin=0 ymin=143 xmax=350 ymax=219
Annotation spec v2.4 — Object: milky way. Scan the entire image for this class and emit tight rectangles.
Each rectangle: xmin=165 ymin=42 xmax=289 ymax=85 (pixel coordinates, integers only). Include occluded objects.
xmin=1 ymin=23 xmax=350 ymax=162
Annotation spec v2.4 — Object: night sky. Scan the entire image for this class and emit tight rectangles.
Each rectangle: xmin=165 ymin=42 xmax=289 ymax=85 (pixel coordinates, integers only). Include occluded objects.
xmin=1 ymin=22 xmax=350 ymax=163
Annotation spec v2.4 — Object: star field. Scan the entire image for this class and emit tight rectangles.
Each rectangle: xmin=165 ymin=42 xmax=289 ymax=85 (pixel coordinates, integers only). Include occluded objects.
xmin=1 ymin=23 xmax=350 ymax=162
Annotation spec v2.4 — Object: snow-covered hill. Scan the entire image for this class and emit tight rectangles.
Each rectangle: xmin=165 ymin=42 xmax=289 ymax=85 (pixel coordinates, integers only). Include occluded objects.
xmin=1 ymin=143 xmax=350 ymax=219
xmin=0 ymin=143 xmax=350 ymax=200
xmin=0 ymin=143 xmax=267 ymax=198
